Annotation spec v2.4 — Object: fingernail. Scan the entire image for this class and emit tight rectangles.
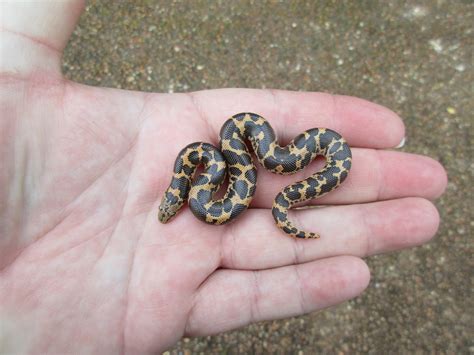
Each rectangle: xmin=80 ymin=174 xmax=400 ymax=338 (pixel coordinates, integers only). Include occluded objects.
xmin=395 ymin=137 xmax=406 ymax=149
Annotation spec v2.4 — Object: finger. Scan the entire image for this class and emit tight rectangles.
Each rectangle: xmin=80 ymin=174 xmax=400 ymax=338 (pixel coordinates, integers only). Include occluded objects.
xmin=251 ymin=149 xmax=447 ymax=207
xmin=0 ymin=0 xmax=85 ymax=76
xmin=187 ymin=89 xmax=405 ymax=148
xmin=219 ymin=197 xmax=440 ymax=270
xmin=185 ymin=256 xmax=369 ymax=336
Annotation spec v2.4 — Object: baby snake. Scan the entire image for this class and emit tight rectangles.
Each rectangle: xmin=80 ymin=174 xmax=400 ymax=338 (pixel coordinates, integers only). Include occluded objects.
xmin=158 ymin=112 xmax=352 ymax=239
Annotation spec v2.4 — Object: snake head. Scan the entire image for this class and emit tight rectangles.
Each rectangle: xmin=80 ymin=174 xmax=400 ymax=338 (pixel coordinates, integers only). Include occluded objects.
xmin=158 ymin=194 xmax=181 ymax=223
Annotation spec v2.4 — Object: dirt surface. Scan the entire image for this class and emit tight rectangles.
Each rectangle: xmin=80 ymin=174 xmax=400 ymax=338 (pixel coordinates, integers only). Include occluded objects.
xmin=62 ymin=1 xmax=472 ymax=353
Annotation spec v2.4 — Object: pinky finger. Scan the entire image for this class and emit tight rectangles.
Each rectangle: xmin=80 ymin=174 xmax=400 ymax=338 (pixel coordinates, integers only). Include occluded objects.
xmin=185 ymin=256 xmax=370 ymax=336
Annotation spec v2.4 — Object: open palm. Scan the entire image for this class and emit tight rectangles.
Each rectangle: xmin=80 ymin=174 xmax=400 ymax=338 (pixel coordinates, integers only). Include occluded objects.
xmin=0 ymin=2 xmax=447 ymax=354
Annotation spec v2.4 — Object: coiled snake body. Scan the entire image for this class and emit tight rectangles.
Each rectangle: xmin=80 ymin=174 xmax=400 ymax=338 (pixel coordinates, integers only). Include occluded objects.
xmin=158 ymin=112 xmax=352 ymax=238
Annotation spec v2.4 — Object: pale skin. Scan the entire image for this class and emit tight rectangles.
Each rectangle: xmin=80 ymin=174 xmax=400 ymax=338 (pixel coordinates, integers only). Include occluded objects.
xmin=0 ymin=1 xmax=447 ymax=354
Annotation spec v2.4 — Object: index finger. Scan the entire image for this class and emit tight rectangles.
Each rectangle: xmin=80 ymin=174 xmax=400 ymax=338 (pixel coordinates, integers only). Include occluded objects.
xmin=187 ymin=88 xmax=405 ymax=149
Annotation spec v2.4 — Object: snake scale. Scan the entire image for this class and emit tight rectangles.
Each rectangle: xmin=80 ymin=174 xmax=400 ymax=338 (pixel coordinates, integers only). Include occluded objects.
xmin=158 ymin=112 xmax=352 ymax=239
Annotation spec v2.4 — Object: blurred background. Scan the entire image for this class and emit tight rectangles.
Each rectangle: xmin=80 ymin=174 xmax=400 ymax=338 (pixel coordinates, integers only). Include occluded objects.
xmin=62 ymin=1 xmax=472 ymax=353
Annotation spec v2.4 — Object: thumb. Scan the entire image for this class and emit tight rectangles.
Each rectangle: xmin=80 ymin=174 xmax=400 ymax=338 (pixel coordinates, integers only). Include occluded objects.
xmin=0 ymin=0 xmax=85 ymax=78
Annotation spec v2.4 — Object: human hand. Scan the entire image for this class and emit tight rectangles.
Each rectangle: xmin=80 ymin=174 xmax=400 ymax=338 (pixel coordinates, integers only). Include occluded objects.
xmin=0 ymin=1 xmax=447 ymax=353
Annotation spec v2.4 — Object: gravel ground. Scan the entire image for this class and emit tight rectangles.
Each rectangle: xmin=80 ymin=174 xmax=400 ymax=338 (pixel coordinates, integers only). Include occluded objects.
xmin=62 ymin=1 xmax=473 ymax=353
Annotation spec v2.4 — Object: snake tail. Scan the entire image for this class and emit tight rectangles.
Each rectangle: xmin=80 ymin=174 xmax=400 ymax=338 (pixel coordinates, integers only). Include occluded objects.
xmin=271 ymin=128 xmax=352 ymax=238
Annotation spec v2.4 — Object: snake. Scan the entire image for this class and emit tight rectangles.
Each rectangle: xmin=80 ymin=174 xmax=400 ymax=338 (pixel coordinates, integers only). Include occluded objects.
xmin=158 ymin=112 xmax=352 ymax=239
